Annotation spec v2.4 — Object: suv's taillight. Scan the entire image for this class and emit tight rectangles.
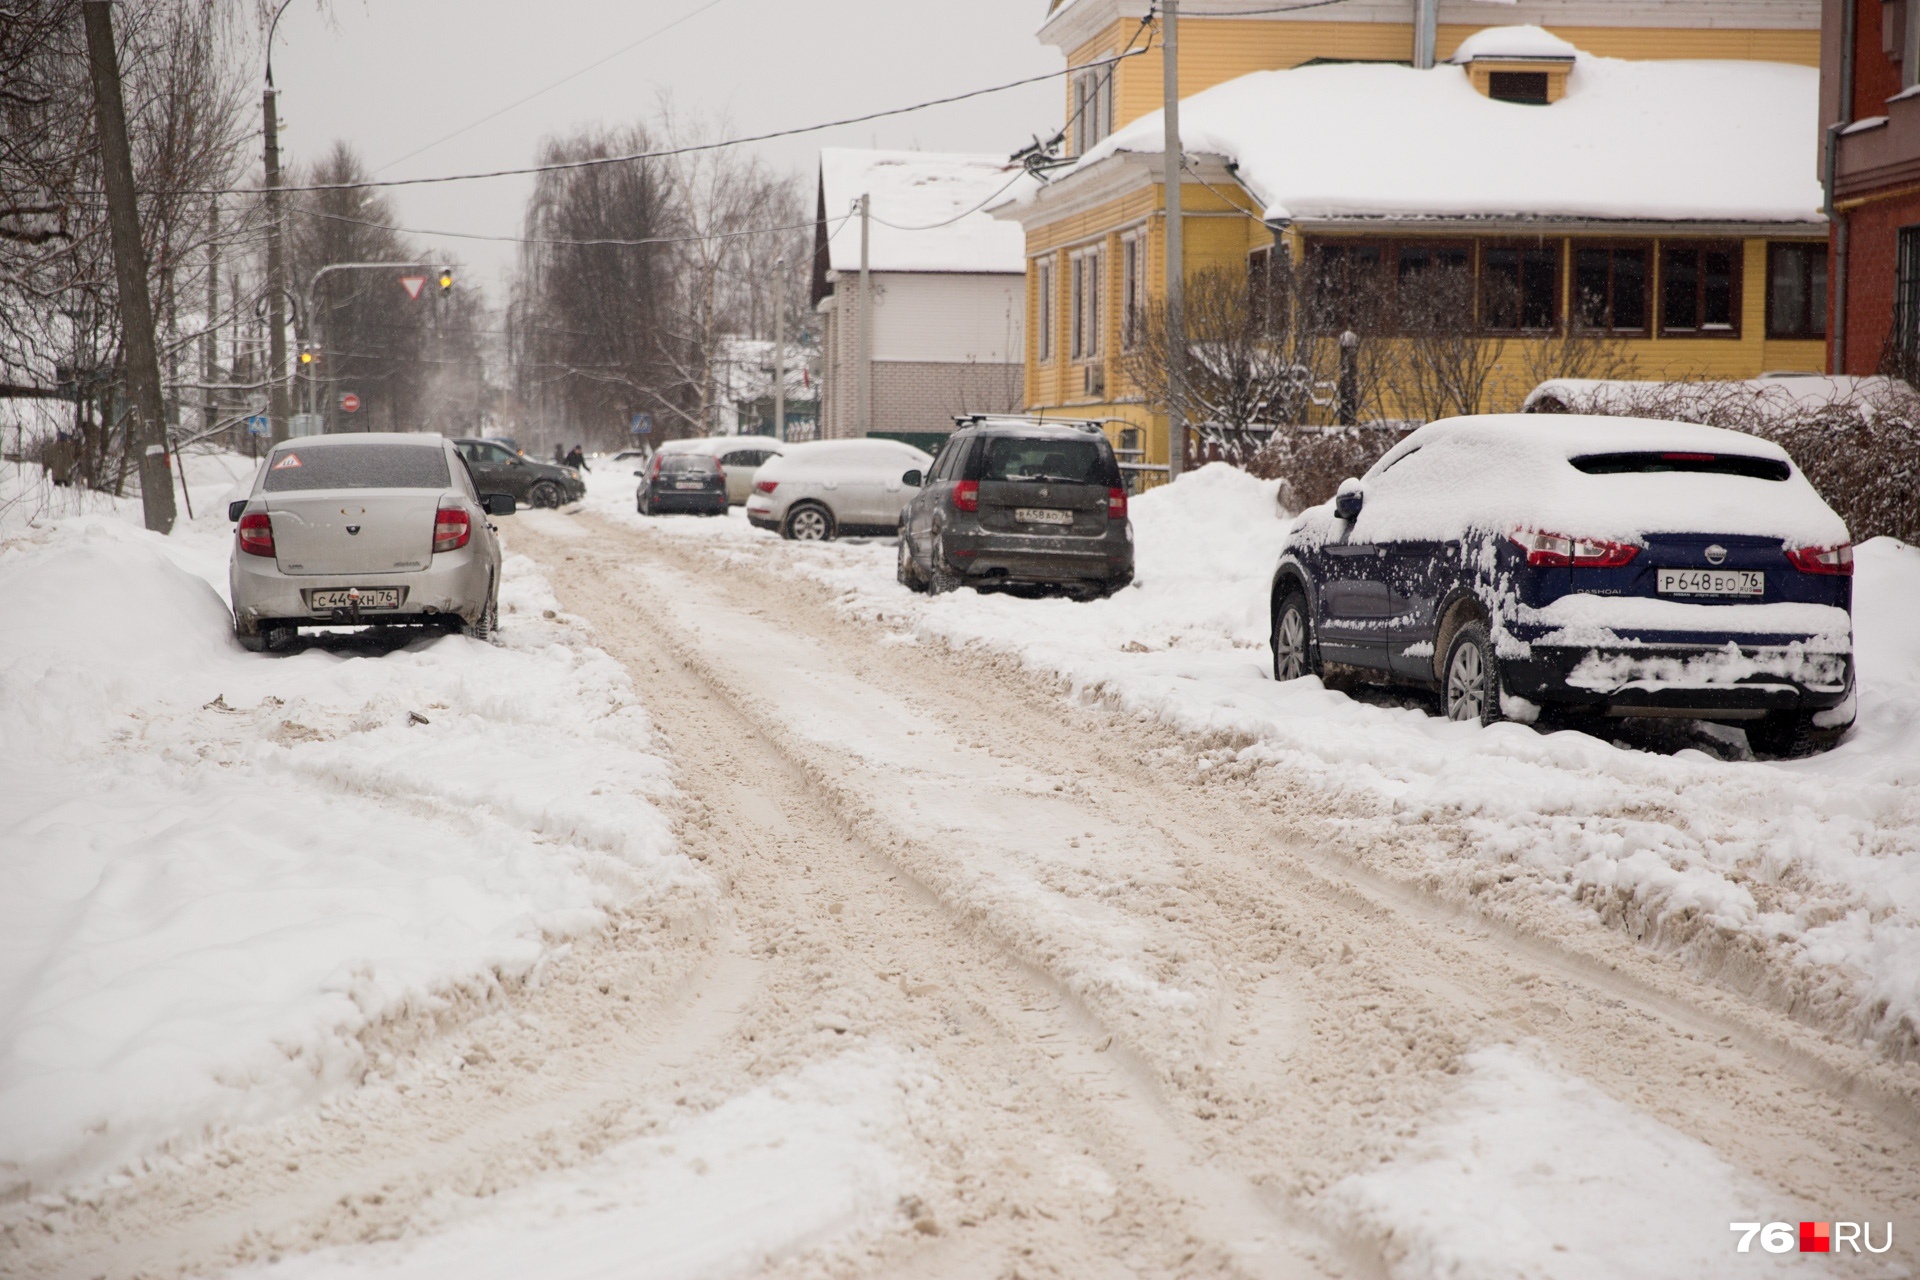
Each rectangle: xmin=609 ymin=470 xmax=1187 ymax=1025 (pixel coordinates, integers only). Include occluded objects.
xmin=755 ymin=479 xmax=778 ymax=494
xmin=1508 ymin=529 xmax=1639 ymax=568
xmin=1107 ymin=486 xmax=1128 ymax=520
xmin=1786 ymin=542 xmax=1853 ymax=575
xmin=952 ymin=480 xmax=979 ymax=513
xmin=433 ymin=507 xmax=471 ymax=553
xmin=237 ymin=511 xmax=274 ymax=557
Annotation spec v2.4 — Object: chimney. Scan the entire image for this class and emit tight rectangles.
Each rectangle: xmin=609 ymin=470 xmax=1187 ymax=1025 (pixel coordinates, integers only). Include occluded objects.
xmin=1413 ymin=0 xmax=1438 ymax=69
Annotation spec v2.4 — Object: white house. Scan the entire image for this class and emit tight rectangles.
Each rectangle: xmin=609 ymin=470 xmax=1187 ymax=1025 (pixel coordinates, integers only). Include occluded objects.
xmin=811 ymin=149 xmax=1030 ymax=443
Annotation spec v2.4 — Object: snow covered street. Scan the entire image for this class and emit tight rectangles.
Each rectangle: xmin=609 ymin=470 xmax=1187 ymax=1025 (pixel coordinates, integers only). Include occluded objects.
xmin=2 ymin=460 xmax=1918 ymax=1278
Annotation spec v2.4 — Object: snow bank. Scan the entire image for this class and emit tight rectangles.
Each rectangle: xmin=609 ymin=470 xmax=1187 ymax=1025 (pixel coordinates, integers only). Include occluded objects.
xmin=232 ymin=1047 xmax=932 ymax=1280
xmin=0 ymin=459 xmax=700 ymax=1194
xmin=579 ymin=463 xmax=1920 ymax=1058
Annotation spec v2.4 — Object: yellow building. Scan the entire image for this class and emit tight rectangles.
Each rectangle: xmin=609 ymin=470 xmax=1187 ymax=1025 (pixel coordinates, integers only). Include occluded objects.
xmin=1001 ymin=0 xmax=1829 ymax=473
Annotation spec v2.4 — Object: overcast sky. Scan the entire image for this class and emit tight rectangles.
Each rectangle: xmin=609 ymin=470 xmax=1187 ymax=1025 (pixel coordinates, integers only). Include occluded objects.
xmin=268 ymin=0 xmax=1065 ymax=298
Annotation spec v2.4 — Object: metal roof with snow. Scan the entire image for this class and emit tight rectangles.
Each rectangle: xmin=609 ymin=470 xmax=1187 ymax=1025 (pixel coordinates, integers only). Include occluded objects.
xmin=817 ymin=149 xmax=1032 ymax=276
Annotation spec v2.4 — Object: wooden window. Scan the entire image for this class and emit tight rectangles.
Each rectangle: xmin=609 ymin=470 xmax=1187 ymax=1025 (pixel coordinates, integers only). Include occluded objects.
xmin=1897 ymin=226 xmax=1920 ymax=364
xmin=1070 ymin=246 xmax=1103 ymax=361
xmin=1765 ymin=243 xmax=1827 ymax=340
xmin=1482 ymin=242 xmax=1561 ymax=331
xmin=1307 ymin=240 xmax=1383 ymax=330
xmin=1488 ymin=71 xmax=1549 ymax=104
xmin=1572 ymin=244 xmax=1649 ymax=334
xmin=1072 ymin=66 xmax=1113 ymax=155
xmin=1035 ymin=258 xmax=1053 ymax=363
xmin=1121 ymin=233 xmax=1144 ymax=350
xmin=1660 ymin=242 xmax=1740 ymax=337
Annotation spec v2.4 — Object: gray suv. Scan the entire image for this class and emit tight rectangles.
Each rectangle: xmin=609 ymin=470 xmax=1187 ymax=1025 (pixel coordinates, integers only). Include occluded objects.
xmin=896 ymin=418 xmax=1134 ymax=598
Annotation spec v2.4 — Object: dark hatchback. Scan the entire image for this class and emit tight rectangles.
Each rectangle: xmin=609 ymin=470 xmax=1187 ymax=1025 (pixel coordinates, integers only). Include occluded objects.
xmin=1269 ymin=414 xmax=1856 ymax=757
xmin=453 ymin=438 xmax=585 ymax=508
xmin=897 ymin=417 xmax=1133 ymax=598
xmin=637 ymin=450 xmax=728 ymax=516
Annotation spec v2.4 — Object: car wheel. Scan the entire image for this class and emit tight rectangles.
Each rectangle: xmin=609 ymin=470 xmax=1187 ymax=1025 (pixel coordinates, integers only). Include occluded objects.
xmin=784 ymin=503 xmax=833 ymax=542
xmin=928 ymin=532 xmax=962 ymax=595
xmin=234 ymin=623 xmax=268 ymax=653
xmin=530 ymin=480 xmax=563 ymax=509
xmin=1746 ymin=710 xmax=1844 ymax=759
xmin=897 ymin=535 xmax=929 ymax=593
xmin=464 ymin=578 xmax=498 ymax=642
xmin=1271 ymin=589 xmax=1315 ymax=681
xmin=1442 ymin=619 xmax=1503 ymax=726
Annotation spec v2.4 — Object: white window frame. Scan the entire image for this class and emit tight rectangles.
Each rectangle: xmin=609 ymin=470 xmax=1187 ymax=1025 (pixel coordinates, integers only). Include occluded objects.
xmin=1069 ymin=246 xmax=1104 ymax=363
xmin=1072 ymin=66 xmax=1114 ymax=155
xmin=1036 ymin=257 xmax=1054 ymax=363
xmin=1120 ymin=232 xmax=1144 ymax=351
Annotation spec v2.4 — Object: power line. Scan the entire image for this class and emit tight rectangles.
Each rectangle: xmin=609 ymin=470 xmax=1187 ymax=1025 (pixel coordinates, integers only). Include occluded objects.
xmin=150 ymin=48 xmax=1149 ymax=197
xmin=370 ymin=0 xmax=736 ymax=176
xmin=295 ymin=205 xmax=837 ymax=248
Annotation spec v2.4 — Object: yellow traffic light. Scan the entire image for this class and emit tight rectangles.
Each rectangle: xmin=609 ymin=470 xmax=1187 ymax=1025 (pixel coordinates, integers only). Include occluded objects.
xmin=298 ymin=349 xmax=313 ymax=365
xmin=438 ymin=270 xmax=453 ymax=292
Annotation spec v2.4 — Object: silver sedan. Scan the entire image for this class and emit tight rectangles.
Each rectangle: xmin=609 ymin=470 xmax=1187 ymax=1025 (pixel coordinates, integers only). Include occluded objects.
xmin=228 ymin=433 xmax=515 ymax=652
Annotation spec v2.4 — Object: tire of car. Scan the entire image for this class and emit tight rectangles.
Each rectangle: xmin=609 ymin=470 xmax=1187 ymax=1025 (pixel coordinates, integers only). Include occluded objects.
xmin=1441 ymin=619 xmax=1504 ymax=726
xmin=464 ymin=578 xmax=498 ymax=642
xmin=530 ymin=480 xmax=563 ymax=509
xmin=783 ymin=503 xmax=834 ymax=542
xmin=927 ymin=532 xmax=962 ymax=595
xmin=1746 ymin=709 xmax=1846 ymax=759
xmin=1271 ymin=588 xmax=1316 ymax=682
xmin=234 ymin=624 xmax=268 ymax=653
xmin=896 ymin=536 xmax=928 ymax=593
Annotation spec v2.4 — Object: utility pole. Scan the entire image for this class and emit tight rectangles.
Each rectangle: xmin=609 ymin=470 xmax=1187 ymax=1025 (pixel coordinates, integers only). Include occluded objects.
xmin=856 ymin=194 xmax=872 ymax=437
xmin=204 ymin=200 xmax=219 ymax=437
xmin=262 ymin=84 xmax=291 ymax=444
xmin=1161 ymin=0 xmax=1185 ymax=482
xmin=773 ymin=255 xmax=787 ymax=442
xmin=81 ymin=1 xmax=175 ymax=534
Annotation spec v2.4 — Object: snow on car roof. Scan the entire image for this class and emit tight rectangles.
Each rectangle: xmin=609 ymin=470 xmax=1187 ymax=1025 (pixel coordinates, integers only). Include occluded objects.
xmin=1044 ymin=32 xmax=1822 ymax=225
xmin=658 ymin=436 xmax=784 ymax=455
xmin=1327 ymin=414 xmax=1848 ymax=547
xmin=761 ymin=439 xmax=932 ymax=471
xmin=818 ymin=149 xmax=1032 ymax=275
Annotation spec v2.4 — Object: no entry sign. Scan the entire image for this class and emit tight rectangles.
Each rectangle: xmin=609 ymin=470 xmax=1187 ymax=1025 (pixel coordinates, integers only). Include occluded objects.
xmin=339 ymin=392 xmax=361 ymax=413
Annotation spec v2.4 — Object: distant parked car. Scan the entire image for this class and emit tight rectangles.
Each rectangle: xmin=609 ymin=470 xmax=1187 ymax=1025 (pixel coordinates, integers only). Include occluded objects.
xmin=636 ymin=449 xmax=728 ymax=516
xmin=453 ymin=437 xmax=584 ymax=508
xmin=896 ymin=417 xmax=1133 ymax=599
xmin=745 ymin=438 xmax=932 ymax=541
xmin=657 ymin=436 xmax=784 ymax=504
xmin=229 ymin=433 xmax=515 ymax=652
xmin=1268 ymin=414 xmax=1855 ymax=757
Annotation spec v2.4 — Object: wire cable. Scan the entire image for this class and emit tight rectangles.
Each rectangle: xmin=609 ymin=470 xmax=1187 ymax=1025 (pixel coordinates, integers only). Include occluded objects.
xmin=295 ymin=205 xmax=840 ymax=248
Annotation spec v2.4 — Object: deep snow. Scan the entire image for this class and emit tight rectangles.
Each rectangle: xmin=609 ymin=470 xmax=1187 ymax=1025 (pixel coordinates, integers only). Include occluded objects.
xmin=581 ymin=461 xmax=1920 ymax=1060
xmin=0 ymin=453 xmax=699 ymax=1194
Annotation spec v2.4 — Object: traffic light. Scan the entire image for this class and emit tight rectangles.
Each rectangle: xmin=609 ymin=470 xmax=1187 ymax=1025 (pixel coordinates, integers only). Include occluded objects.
xmin=298 ymin=347 xmax=313 ymax=366
xmin=438 ymin=269 xmax=453 ymax=293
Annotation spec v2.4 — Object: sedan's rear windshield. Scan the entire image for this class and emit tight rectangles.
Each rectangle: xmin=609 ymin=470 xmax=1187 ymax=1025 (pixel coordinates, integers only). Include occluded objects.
xmin=657 ymin=453 xmax=715 ymax=473
xmin=971 ymin=437 xmax=1119 ymax=486
xmin=1569 ymin=451 xmax=1790 ymax=482
xmin=262 ymin=443 xmax=451 ymax=492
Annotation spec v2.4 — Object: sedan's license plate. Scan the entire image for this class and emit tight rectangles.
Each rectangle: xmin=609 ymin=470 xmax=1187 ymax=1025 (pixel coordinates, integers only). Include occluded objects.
xmin=1015 ymin=507 xmax=1073 ymax=526
xmin=673 ymin=481 xmax=703 ymax=489
xmin=1657 ymin=568 xmax=1763 ymax=597
xmin=310 ymin=587 xmax=404 ymax=610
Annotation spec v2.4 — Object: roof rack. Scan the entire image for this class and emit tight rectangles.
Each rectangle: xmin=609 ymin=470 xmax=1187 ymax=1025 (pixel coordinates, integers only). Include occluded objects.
xmin=951 ymin=413 xmax=1110 ymax=434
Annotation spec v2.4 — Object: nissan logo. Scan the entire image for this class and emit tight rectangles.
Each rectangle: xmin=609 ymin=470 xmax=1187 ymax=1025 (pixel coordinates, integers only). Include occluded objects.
xmin=1704 ymin=544 xmax=1727 ymax=565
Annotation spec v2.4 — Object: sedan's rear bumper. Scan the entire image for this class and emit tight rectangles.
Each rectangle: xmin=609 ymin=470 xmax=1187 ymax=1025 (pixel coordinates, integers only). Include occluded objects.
xmin=1501 ymin=642 xmax=1853 ymax=716
xmin=230 ymin=545 xmax=491 ymax=631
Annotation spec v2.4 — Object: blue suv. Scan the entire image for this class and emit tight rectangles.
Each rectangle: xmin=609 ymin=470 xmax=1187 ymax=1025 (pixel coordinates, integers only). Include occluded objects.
xmin=1268 ymin=415 xmax=1856 ymax=757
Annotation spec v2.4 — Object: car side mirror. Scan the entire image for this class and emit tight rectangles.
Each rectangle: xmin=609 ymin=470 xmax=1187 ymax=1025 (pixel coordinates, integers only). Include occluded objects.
xmin=902 ymin=469 xmax=923 ymax=488
xmin=483 ymin=493 xmax=516 ymax=516
xmin=633 ymin=469 xmax=645 ymax=477
xmin=1333 ymin=484 xmax=1364 ymax=522
xmin=228 ymin=499 xmax=247 ymax=522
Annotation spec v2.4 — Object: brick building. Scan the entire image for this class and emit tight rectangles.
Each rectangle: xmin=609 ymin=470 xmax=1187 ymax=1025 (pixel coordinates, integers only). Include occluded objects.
xmin=1821 ymin=0 xmax=1920 ymax=374
xmin=811 ymin=150 xmax=1027 ymax=444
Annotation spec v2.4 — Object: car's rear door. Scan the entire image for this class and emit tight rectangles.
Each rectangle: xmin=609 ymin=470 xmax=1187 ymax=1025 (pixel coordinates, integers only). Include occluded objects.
xmin=260 ymin=443 xmax=447 ymax=577
xmin=971 ymin=436 xmax=1112 ymax=543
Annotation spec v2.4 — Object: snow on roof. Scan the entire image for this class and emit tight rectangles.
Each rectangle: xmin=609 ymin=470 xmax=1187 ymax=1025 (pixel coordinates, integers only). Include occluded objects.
xmin=819 ymin=149 xmax=1031 ymax=275
xmin=1524 ymin=375 xmax=1900 ymax=417
xmin=1055 ymin=39 xmax=1823 ymax=225
xmin=1449 ymin=23 xmax=1580 ymax=62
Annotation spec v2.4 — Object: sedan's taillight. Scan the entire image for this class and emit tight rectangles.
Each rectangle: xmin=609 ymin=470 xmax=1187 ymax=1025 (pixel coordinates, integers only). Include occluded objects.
xmin=1786 ymin=542 xmax=1853 ymax=575
xmin=237 ymin=511 xmax=275 ymax=558
xmin=755 ymin=479 xmax=778 ymax=494
xmin=1107 ymin=486 xmax=1128 ymax=520
xmin=952 ymin=480 xmax=979 ymax=513
xmin=1508 ymin=529 xmax=1640 ymax=568
xmin=433 ymin=507 xmax=471 ymax=553
xmin=714 ymin=455 xmax=727 ymax=474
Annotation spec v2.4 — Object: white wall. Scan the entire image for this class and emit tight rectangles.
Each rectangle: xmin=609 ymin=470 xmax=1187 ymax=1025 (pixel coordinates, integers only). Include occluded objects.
xmin=867 ymin=272 xmax=1025 ymax=365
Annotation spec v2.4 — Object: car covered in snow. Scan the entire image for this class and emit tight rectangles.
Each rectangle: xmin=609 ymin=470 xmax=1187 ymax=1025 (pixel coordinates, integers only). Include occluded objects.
xmin=1268 ymin=415 xmax=1855 ymax=756
xmin=229 ymin=434 xmax=515 ymax=651
xmin=745 ymin=438 xmax=932 ymax=541
xmin=896 ymin=417 xmax=1134 ymax=598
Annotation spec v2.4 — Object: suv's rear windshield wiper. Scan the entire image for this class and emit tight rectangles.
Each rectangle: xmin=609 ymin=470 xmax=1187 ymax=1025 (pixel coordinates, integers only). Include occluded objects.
xmin=1004 ymin=473 xmax=1090 ymax=485
xmin=1569 ymin=451 xmax=1789 ymax=482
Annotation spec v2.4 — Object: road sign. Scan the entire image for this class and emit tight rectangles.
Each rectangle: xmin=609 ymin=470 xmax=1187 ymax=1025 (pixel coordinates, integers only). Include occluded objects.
xmin=399 ymin=276 xmax=426 ymax=301
xmin=245 ymin=414 xmax=269 ymax=437
xmin=630 ymin=412 xmax=653 ymax=436
xmin=339 ymin=392 xmax=361 ymax=413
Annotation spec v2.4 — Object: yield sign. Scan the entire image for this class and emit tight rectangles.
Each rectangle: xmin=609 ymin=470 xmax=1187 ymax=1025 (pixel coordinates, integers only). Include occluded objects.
xmin=399 ymin=275 xmax=426 ymax=300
